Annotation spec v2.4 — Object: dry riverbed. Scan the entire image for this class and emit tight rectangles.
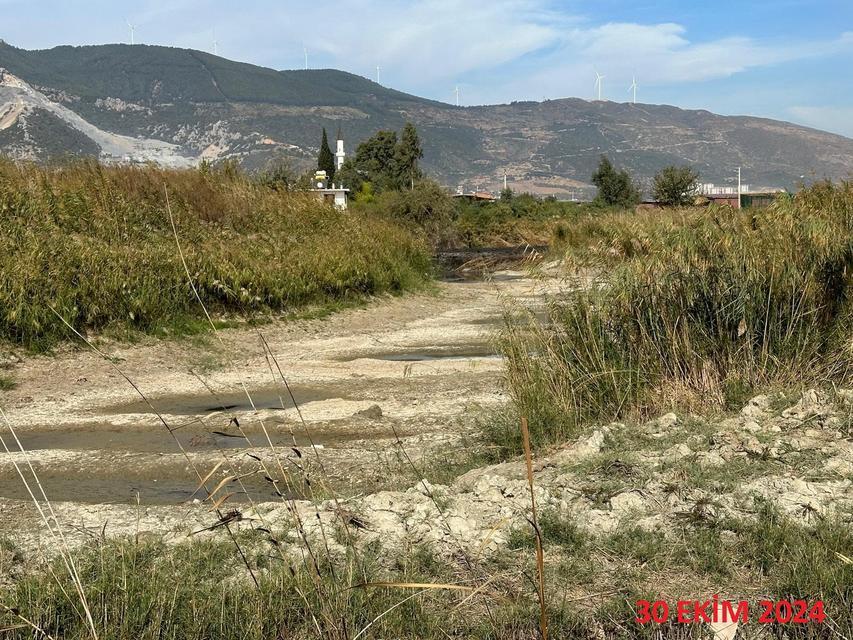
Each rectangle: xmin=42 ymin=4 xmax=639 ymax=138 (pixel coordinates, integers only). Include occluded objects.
xmin=0 ymin=270 xmax=562 ymax=548
xmin=1 ymin=266 xmax=851 ymax=638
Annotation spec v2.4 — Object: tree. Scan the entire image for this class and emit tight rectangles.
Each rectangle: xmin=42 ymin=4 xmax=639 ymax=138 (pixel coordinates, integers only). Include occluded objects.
xmin=591 ymin=155 xmax=640 ymax=208
xmin=393 ymin=122 xmax=424 ymax=189
xmin=653 ymin=165 xmax=699 ymax=206
xmin=257 ymin=156 xmax=301 ymax=191
xmin=343 ymin=124 xmax=428 ymax=193
xmin=354 ymin=129 xmax=398 ymax=190
xmin=335 ymin=158 xmax=363 ymax=194
xmin=317 ymin=128 xmax=335 ymax=183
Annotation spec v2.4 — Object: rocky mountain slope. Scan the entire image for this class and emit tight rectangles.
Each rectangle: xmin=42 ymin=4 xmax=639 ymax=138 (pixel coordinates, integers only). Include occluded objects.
xmin=1 ymin=42 xmax=851 ymax=193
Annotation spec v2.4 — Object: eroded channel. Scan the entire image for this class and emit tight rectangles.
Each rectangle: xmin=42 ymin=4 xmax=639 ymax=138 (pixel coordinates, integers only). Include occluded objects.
xmin=0 ymin=264 xmax=550 ymax=511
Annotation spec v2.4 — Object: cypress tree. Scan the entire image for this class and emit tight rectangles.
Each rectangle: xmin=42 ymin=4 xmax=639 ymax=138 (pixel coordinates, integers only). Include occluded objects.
xmin=318 ymin=128 xmax=335 ymax=183
xmin=394 ymin=122 xmax=424 ymax=189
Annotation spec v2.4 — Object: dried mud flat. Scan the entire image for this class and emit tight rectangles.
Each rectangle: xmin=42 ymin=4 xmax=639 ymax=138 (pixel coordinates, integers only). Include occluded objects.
xmin=0 ymin=271 xmax=561 ymax=548
xmin=1 ymin=269 xmax=850 ymax=570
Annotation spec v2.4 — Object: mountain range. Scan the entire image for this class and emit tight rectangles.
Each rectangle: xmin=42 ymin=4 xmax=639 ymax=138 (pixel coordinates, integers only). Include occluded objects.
xmin=1 ymin=41 xmax=851 ymax=195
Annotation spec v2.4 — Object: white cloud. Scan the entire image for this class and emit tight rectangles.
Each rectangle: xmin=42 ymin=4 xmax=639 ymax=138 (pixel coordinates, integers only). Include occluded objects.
xmin=161 ymin=2 xmax=851 ymax=107
xmin=4 ymin=0 xmax=851 ymax=114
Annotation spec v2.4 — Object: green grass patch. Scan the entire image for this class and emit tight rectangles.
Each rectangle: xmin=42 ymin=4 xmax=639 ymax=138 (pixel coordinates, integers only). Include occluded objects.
xmin=507 ymin=509 xmax=589 ymax=551
xmin=2 ymin=504 xmax=849 ymax=639
xmin=0 ymin=373 xmax=15 ymax=391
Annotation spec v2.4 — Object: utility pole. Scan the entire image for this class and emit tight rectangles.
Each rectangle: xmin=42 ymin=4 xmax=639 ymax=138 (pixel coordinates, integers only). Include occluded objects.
xmin=737 ymin=167 xmax=742 ymax=209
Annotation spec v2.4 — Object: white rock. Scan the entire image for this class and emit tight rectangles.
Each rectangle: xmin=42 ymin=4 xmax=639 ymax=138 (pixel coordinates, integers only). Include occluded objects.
xmin=610 ymin=491 xmax=646 ymax=513
xmin=656 ymin=412 xmax=679 ymax=429
xmin=553 ymin=428 xmax=609 ymax=463
xmin=782 ymin=389 xmax=826 ymax=420
xmin=663 ymin=443 xmax=692 ymax=461
xmin=414 ymin=479 xmax=435 ymax=497
xmin=741 ymin=395 xmax=774 ymax=418
xmin=698 ymin=452 xmax=727 ymax=467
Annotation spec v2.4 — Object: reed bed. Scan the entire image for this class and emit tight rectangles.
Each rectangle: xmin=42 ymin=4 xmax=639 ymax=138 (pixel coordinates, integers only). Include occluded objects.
xmin=0 ymin=159 xmax=432 ymax=350
xmin=500 ymin=181 xmax=853 ymax=449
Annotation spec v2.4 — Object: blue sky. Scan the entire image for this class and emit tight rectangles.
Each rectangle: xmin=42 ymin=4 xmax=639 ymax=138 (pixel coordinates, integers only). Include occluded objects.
xmin=2 ymin=0 xmax=852 ymax=136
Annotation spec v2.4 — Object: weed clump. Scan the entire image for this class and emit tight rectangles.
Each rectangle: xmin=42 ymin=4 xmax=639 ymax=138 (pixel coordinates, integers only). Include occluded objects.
xmin=500 ymin=181 xmax=853 ymax=449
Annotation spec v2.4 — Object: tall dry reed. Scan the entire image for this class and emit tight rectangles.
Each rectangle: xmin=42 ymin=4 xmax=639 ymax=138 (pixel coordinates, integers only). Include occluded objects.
xmin=500 ymin=181 xmax=853 ymax=450
xmin=0 ymin=159 xmax=431 ymax=350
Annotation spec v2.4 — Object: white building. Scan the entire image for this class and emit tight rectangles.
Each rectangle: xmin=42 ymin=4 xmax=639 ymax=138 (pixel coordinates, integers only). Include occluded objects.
xmin=698 ymin=182 xmax=750 ymax=196
xmin=335 ymin=133 xmax=346 ymax=172
xmin=310 ymin=170 xmax=349 ymax=210
xmin=307 ymin=133 xmax=349 ymax=209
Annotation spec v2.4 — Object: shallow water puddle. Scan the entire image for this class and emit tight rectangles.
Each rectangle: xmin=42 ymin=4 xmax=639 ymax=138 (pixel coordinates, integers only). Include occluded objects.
xmin=373 ymin=349 xmax=500 ymax=362
xmin=0 ymin=420 xmax=389 ymax=504
xmin=102 ymin=384 xmax=347 ymax=416
xmin=11 ymin=422 xmax=386 ymax=454
xmin=0 ymin=469 xmax=294 ymax=505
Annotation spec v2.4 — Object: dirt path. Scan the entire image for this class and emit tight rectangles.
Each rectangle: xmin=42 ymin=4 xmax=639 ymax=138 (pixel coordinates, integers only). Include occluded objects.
xmin=0 ymin=271 xmax=558 ymax=543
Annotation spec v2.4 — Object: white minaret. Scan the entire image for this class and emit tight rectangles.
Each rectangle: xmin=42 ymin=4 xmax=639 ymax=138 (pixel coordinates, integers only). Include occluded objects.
xmin=335 ymin=133 xmax=346 ymax=171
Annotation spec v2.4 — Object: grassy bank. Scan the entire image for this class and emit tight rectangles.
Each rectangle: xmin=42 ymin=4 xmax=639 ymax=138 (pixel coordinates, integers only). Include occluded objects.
xmin=497 ymin=181 xmax=853 ymax=449
xmin=0 ymin=160 xmax=432 ymax=350
xmin=1 ymin=502 xmax=848 ymax=639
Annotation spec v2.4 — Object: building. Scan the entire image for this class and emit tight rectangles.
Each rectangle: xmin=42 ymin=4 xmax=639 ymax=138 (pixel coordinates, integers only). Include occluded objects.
xmin=703 ymin=190 xmax=786 ymax=209
xmin=452 ymin=188 xmax=497 ymax=202
xmin=698 ymin=182 xmax=786 ymax=209
xmin=310 ymin=170 xmax=349 ymax=209
xmin=309 ymin=133 xmax=349 ymax=209
xmin=335 ymin=134 xmax=346 ymax=172
xmin=698 ymin=183 xmax=750 ymax=196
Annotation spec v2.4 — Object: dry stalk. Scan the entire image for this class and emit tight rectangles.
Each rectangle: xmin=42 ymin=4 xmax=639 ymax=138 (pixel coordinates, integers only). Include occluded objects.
xmin=521 ymin=416 xmax=548 ymax=640
xmin=165 ymin=186 xmax=345 ymax=632
xmin=0 ymin=408 xmax=99 ymax=639
xmin=46 ymin=307 xmax=260 ymax=590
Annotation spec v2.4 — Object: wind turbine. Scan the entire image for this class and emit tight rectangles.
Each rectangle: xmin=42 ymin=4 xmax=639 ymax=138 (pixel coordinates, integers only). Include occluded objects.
xmin=455 ymin=85 xmax=461 ymax=107
xmin=126 ymin=20 xmax=136 ymax=45
xmin=376 ymin=65 xmax=380 ymax=84
xmin=303 ymin=45 xmax=308 ymax=70
xmin=628 ymin=75 xmax=637 ymax=104
xmin=594 ymin=70 xmax=604 ymax=101
xmin=213 ymin=28 xmax=218 ymax=56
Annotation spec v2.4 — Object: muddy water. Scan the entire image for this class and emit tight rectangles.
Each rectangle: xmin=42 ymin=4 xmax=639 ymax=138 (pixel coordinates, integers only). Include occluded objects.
xmin=104 ymin=383 xmax=346 ymax=416
xmin=11 ymin=421 xmax=381 ymax=454
xmin=0 ymin=463 xmax=296 ymax=505
xmin=0 ymin=354 xmax=494 ymax=505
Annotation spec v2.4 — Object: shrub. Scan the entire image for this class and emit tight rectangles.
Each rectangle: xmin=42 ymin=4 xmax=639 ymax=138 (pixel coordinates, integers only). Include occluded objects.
xmin=591 ymin=156 xmax=640 ymax=208
xmin=499 ymin=181 xmax=853 ymax=448
xmin=358 ymin=179 xmax=455 ymax=246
